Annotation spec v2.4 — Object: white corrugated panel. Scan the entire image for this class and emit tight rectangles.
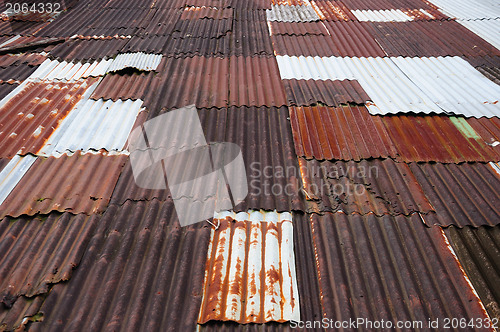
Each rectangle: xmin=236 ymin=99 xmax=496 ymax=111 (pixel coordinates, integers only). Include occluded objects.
xmin=198 ymin=210 xmax=300 ymax=324
xmin=351 ymin=9 xmax=413 ymax=22
xmin=0 ymin=155 xmax=36 ymax=206
xmin=266 ymin=4 xmax=320 ymax=22
xmin=107 ymin=53 xmax=163 ymax=73
xmin=28 ymin=59 xmax=113 ymax=82
xmin=459 ymin=19 xmax=500 ymax=51
xmin=40 ymin=96 xmax=143 ymax=156
xmin=276 ymin=55 xmax=500 ymax=117
xmin=427 ymin=0 xmax=500 ymax=20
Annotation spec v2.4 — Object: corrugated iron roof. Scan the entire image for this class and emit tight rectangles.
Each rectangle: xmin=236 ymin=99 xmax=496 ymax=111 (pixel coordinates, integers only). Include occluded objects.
xmin=283 ymin=79 xmax=369 ymax=106
xmin=266 ymin=5 xmax=321 ymax=22
xmin=351 ymin=9 xmax=414 ymax=21
xmin=268 ymin=21 xmax=329 ymax=36
xmin=0 ymin=212 xmax=99 ymax=308
xmin=458 ymin=19 xmax=500 ymax=52
xmin=231 ymin=16 xmax=274 ymax=56
xmin=47 ymin=38 xmax=130 ymax=61
xmin=40 ymin=98 xmax=144 ymax=156
xmin=90 ymin=71 xmax=153 ymax=101
xmin=338 ymin=0 xmax=447 ymax=19
xmin=30 ymin=199 xmax=212 ymax=331
xmin=0 ymin=79 xmax=97 ymax=158
xmin=299 ymin=158 xmax=433 ymax=215
xmin=180 ymin=6 xmax=234 ymax=19
xmin=0 ymin=53 xmax=45 ymax=83
xmin=411 ymin=162 xmax=500 ymax=227
xmin=28 ymin=58 xmax=112 ymax=82
xmin=0 ymin=155 xmax=36 ymax=207
xmin=0 ymin=83 xmax=18 ymax=100
xmin=310 ymin=0 xmax=356 ymax=20
xmin=477 ymin=65 xmax=500 ymax=86
xmin=444 ymin=225 xmax=500 ymax=323
xmin=106 ymin=52 xmax=162 ymax=72
xmin=198 ymin=210 xmax=300 ymax=324
xmin=0 ymin=152 xmax=126 ymax=219
xmin=426 ymin=0 xmax=500 ymax=20
xmin=172 ymin=18 xmax=233 ymax=39
xmin=308 ymin=212 xmax=490 ymax=326
xmin=467 ymin=116 xmax=500 ymax=156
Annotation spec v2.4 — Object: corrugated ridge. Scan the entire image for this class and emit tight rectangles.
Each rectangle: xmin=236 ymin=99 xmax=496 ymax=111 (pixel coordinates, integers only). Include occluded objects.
xmin=268 ymin=21 xmax=329 ymax=36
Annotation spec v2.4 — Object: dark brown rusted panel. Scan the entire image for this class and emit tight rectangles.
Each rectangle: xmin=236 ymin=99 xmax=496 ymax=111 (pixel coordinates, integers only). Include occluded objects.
xmin=0 ymin=212 xmax=100 ymax=308
xmin=0 ymin=158 xmax=8 ymax=173
xmin=0 ymin=83 xmax=17 ymax=100
xmin=300 ymin=158 xmax=433 ymax=215
xmin=311 ymin=0 xmax=357 ymax=21
xmin=269 ymin=22 xmax=329 ymax=36
xmin=311 ymin=212 xmax=490 ymax=329
xmin=180 ymin=7 xmax=234 ymax=20
xmin=410 ymin=162 xmax=500 ymax=227
xmin=30 ymin=200 xmax=212 ymax=332
xmin=290 ymin=105 xmax=397 ymax=161
xmin=0 ymin=152 xmax=127 ymax=219
xmin=231 ymin=15 xmax=274 ymax=57
xmin=444 ymin=226 xmax=500 ymax=323
xmin=172 ymin=19 xmax=233 ymax=39
xmin=0 ymin=79 xmax=98 ymax=158
xmin=467 ymin=116 xmax=500 ymax=157
xmin=91 ymin=71 xmax=155 ymax=101
xmin=48 ymin=38 xmax=129 ymax=61
xmin=283 ymin=79 xmax=370 ymax=106
xmin=0 ymin=295 xmax=44 ymax=331
xmin=370 ymin=21 xmax=500 ymax=57
xmin=477 ymin=66 xmax=500 ymax=86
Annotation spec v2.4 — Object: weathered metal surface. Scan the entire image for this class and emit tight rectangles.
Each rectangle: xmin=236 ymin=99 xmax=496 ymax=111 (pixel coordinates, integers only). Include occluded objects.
xmin=0 ymin=294 xmax=44 ymax=331
xmin=91 ymin=71 xmax=153 ymax=101
xmin=459 ymin=20 xmax=500 ymax=52
xmin=271 ymin=21 xmax=385 ymax=57
xmin=0 ymin=82 xmax=17 ymax=101
xmin=411 ymin=162 xmax=500 ymax=227
xmin=231 ymin=14 xmax=274 ymax=56
xmin=29 ymin=199 xmax=212 ymax=331
xmin=477 ymin=65 xmax=500 ymax=85
xmin=290 ymin=105 xmax=397 ymax=161
xmin=426 ymin=0 xmax=500 ymax=20
xmin=310 ymin=0 xmax=355 ymax=21
xmin=283 ymin=79 xmax=370 ymax=106
xmin=0 ymin=152 xmax=127 ymax=219
xmin=28 ymin=59 xmax=112 ymax=82
xmin=268 ymin=21 xmax=329 ymax=36
xmin=299 ymin=158 xmax=433 ymax=215
xmin=0 ymin=212 xmax=100 ymax=308
xmin=107 ymin=53 xmax=162 ymax=73
xmin=0 ymin=53 xmax=45 ymax=83
xmin=266 ymin=4 xmax=320 ymax=22
xmin=198 ymin=210 xmax=300 ymax=324
xmin=310 ymin=212 xmax=490 ymax=328
xmin=40 ymin=98 xmax=144 ymax=156
xmin=180 ymin=6 xmax=234 ymax=19
xmin=0 ymin=155 xmax=36 ymax=207
xmin=172 ymin=18 xmax=233 ymax=39
xmin=370 ymin=21 xmax=500 ymax=57
xmin=351 ymin=9 xmax=414 ymax=21
xmin=0 ymin=79 xmax=96 ymax=158
xmin=467 ymin=116 xmax=500 ymax=156
xmin=48 ymin=38 xmax=129 ymax=61
xmin=444 ymin=225 xmax=500 ymax=323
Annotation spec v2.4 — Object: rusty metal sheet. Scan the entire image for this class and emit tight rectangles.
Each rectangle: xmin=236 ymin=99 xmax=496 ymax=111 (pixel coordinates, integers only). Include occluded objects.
xmin=477 ymin=66 xmax=500 ymax=86
xmin=172 ymin=19 xmax=233 ymax=39
xmin=268 ymin=21 xmax=329 ymax=36
xmin=381 ymin=114 xmax=500 ymax=163
xmin=0 ymin=294 xmax=44 ymax=331
xmin=0 ymin=212 xmax=100 ymax=309
xmin=283 ymin=79 xmax=370 ymax=106
xmin=300 ymin=158 xmax=434 ymax=215
xmin=0 ymin=79 xmax=97 ymax=158
xmin=310 ymin=212 xmax=490 ymax=328
xmin=48 ymin=38 xmax=130 ymax=61
xmin=310 ymin=0 xmax=357 ymax=21
xmin=467 ymin=116 xmax=500 ymax=157
xmin=370 ymin=21 xmax=500 ymax=57
xmin=91 ymin=71 xmax=154 ymax=101
xmin=0 ymin=83 xmax=17 ymax=100
xmin=411 ymin=162 xmax=500 ymax=227
xmin=29 ymin=200 xmax=212 ymax=331
xmin=231 ymin=15 xmax=274 ymax=56
xmin=0 ymin=151 xmax=127 ymax=219
xmin=290 ymin=105 xmax=397 ymax=161
xmin=444 ymin=225 xmax=500 ymax=323
xmin=180 ymin=6 xmax=234 ymax=19
xmin=271 ymin=21 xmax=385 ymax=57
xmin=0 ymin=54 xmax=45 ymax=83
xmin=198 ymin=210 xmax=300 ymax=324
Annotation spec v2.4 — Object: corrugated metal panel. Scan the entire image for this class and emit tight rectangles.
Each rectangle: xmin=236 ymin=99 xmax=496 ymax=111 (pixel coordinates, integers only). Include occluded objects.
xmin=309 ymin=0 xmax=355 ymax=21
xmin=28 ymin=59 xmax=113 ymax=82
xmin=180 ymin=6 xmax=234 ymax=19
xmin=477 ymin=65 xmax=500 ymax=85
xmin=40 ymin=98 xmax=144 ymax=156
xmin=310 ymin=212 xmax=490 ymax=327
xmin=0 ymin=54 xmax=45 ymax=82
xmin=459 ymin=19 xmax=500 ymax=52
xmin=198 ymin=210 xmax=300 ymax=324
xmin=271 ymin=21 xmax=386 ymax=57
xmin=0 ymin=79 xmax=97 ymax=158
xmin=140 ymin=8 xmax=180 ymax=36
xmin=351 ymin=9 xmax=414 ymax=21
xmin=0 ymin=152 xmax=126 ymax=219
xmin=411 ymin=162 xmax=500 ymax=227
xmin=283 ymin=78 xmax=369 ymax=106
xmin=231 ymin=15 xmax=274 ymax=56
xmin=268 ymin=21 xmax=329 ymax=36
xmin=467 ymin=116 xmax=500 ymax=156
xmin=0 ymin=83 xmax=17 ymax=100
xmin=29 ymin=199 xmax=212 ymax=331
xmin=48 ymin=38 xmax=130 ymax=61
xmin=290 ymin=105 xmax=397 ymax=161
xmin=90 ymin=71 xmax=153 ymax=101
xmin=426 ymin=0 xmax=500 ymax=20
xmin=172 ymin=18 xmax=233 ymax=39
xmin=381 ymin=114 xmax=500 ymax=163
xmin=444 ymin=225 xmax=500 ymax=323
xmin=299 ymin=158 xmax=433 ymax=215
xmin=0 ymin=294 xmax=44 ymax=331
xmin=0 ymin=155 xmax=36 ymax=207
xmin=370 ymin=21 xmax=500 ymax=57
xmin=266 ymin=5 xmax=320 ymax=22
xmin=276 ymin=55 xmax=500 ymax=117
xmin=0 ymin=212 xmax=99 ymax=308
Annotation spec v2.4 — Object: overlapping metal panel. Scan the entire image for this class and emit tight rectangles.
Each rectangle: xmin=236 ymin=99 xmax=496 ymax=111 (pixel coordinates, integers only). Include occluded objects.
xmin=459 ymin=19 xmax=500 ymax=52
xmin=48 ymin=38 xmax=130 ymax=61
xmin=299 ymin=158 xmax=433 ymax=215
xmin=477 ymin=66 xmax=500 ymax=85
xmin=0 ymin=79 xmax=97 ymax=158
xmin=106 ymin=53 xmax=162 ymax=72
xmin=0 ymin=155 xmax=36 ymax=207
xmin=290 ymin=105 xmax=397 ymax=161
xmin=29 ymin=200 xmax=212 ymax=331
xmin=0 ymin=53 xmax=45 ymax=83
xmin=198 ymin=210 xmax=300 ymax=324
xmin=172 ymin=18 xmax=233 ymax=39
xmin=444 ymin=225 xmax=500 ymax=323
xmin=0 ymin=152 xmax=127 ymax=219
xmin=180 ymin=6 xmax=234 ymax=19
xmin=266 ymin=4 xmax=320 ymax=22
xmin=351 ymin=9 xmax=413 ymax=21
xmin=28 ymin=59 xmax=112 ymax=82
xmin=0 ymin=212 xmax=100 ymax=308
xmin=467 ymin=116 xmax=500 ymax=156
xmin=0 ymin=83 xmax=17 ymax=100
xmin=426 ymin=0 xmax=500 ymax=20
xmin=40 ymin=98 xmax=144 ymax=156
xmin=90 ymin=72 xmax=153 ymax=101
xmin=276 ymin=55 xmax=500 ymax=117
xmin=231 ymin=16 xmax=274 ymax=56
xmin=309 ymin=0 xmax=355 ymax=21
xmin=283 ymin=78 xmax=369 ymax=106
xmin=268 ymin=21 xmax=329 ymax=36
xmin=411 ymin=162 xmax=500 ymax=227
xmin=310 ymin=212 xmax=489 ymax=327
